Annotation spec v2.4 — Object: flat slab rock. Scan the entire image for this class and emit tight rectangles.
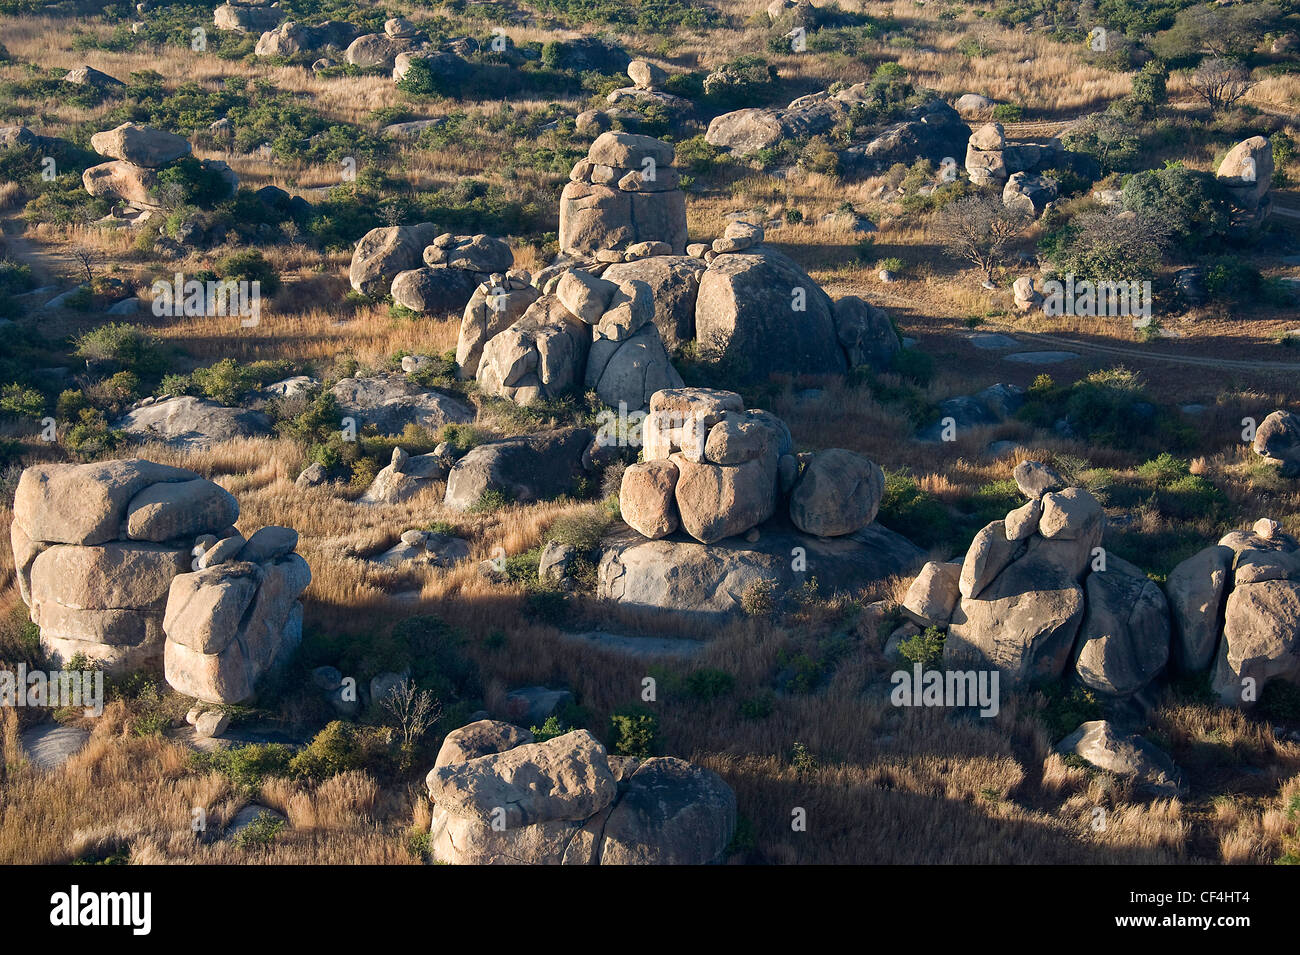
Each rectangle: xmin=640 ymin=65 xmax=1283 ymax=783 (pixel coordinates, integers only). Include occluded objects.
xmin=20 ymin=724 xmax=90 ymax=770
xmin=1003 ymin=351 xmax=1080 ymax=365
xmin=598 ymin=519 xmax=924 ymax=622
xmin=967 ymin=333 xmax=1019 ymax=350
xmin=559 ymin=631 xmax=707 ymax=658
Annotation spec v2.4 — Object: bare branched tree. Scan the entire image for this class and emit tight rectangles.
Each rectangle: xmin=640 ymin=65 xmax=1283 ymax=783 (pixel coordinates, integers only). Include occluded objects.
xmin=69 ymin=245 xmax=101 ymax=285
xmin=379 ymin=679 xmax=441 ymax=749
xmin=1188 ymin=58 xmax=1254 ymax=112
xmin=932 ymin=195 xmax=1031 ymax=282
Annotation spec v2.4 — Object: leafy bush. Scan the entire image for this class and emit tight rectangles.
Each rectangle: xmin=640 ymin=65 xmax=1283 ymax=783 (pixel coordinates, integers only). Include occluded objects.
xmin=288 ymin=721 xmax=395 ymax=781
xmin=683 ymin=668 xmax=736 ymax=702
xmin=897 ymin=626 xmax=946 ymax=667
xmin=217 ymin=249 xmax=281 ymax=295
xmin=72 ymin=323 xmax=167 ymax=377
xmin=192 ymin=743 xmax=295 ymax=794
xmin=233 ymin=810 xmax=285 ymax=849
xmin=609 ymin=705 xmax=658 ymax=758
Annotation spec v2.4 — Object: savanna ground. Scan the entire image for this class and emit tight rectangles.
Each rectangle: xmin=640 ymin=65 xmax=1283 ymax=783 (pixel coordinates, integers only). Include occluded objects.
xmin=1 ymin=0 xmax=1299 ymax=864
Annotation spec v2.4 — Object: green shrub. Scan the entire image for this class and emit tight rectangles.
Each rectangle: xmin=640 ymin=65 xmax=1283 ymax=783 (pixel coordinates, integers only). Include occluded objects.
xmin=72 ymin=323 xmax=166 ymax=377
xmin=217 ymin=249 xmax=281 ymax=295
xmin=288 ymin=721 xmax=395 ymax=781
xmin=897 ymin=626 xmax=946 ymax=667
xmin=191 ymin=743 xmax=295 ymax=794
xmin=609 ymin=705 xmax=658 ymax=758
xmin=1039 ymin=683 xmax=1102 ymax=740
xmin=683 ymin=668 xmax=736 ymax=702
xmin=233 ymin=810 xmax=285 ymax=849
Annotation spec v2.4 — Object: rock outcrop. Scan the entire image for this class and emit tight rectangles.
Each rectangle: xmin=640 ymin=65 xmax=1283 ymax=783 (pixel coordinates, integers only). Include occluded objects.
xmin=12 ymin=459 xmax=308 ymax=697
xmin=426 ymin=722 xmax=736 ymax=864
xmin=559 ymin=132 xmax=687 ymax=255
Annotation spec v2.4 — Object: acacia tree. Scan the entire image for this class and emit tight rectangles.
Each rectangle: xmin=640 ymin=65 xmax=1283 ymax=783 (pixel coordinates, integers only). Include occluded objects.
xmin=1189 ymin=58 xmax=1254 ymax=112
xmin=933 ymin=195 xmax=1031 ymax=282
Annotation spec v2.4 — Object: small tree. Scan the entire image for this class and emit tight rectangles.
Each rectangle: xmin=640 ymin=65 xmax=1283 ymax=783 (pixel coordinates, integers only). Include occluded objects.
xmin=933 ymin=195 xmax=1031 ymax=282
xmin=1189 ymin=58 xmax=1254 ymax=112
xmin=69 ymin=245 xmax=101 ymax=284
xmin=379 ymin=679 xmax=440 ymax=749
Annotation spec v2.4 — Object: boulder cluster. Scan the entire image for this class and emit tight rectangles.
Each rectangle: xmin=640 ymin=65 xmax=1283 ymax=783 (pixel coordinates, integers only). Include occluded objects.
xmin=620 ymin=388 xmax=884 ymax=545
xmin=560 ymin=132 xmax=688 ymax=257
xmin=349 ymin=223 xmax=514 ymax=313
xmin=900 ymin=459 xmax=1300 ymax=706
xmin=11 ymin=460 xmax=308 ymax=703
xmin=82 ymin=123 xmax=236 ymax=215
xmin=708 ymin=88 xmax=970 ymax=180
xmin=213 ymin=0 xmax=281 ymax=34
xmin=425 ymin=721 xmax=736 ymax=865
xmin=965 ymin=122 xmax=1060 ymax=217
xmin=351 ymin=131 xmax=898 ymax=392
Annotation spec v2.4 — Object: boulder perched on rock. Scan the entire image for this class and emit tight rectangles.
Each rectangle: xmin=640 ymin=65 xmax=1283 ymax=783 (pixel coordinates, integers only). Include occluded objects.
xmin=444 ymin=427 xmax=591 ymax=511
xmin=694 ymin=249 xmax=846 ymax=382
xmin=90 ymin=123 xmax=191 ymax=168
xmin=559 ymin=133 xmax=687 ymax=255
xmin=426 ymin=724 xmax=735 ymax=864
xmin=348 ymin=223 xmax=439 ymax=295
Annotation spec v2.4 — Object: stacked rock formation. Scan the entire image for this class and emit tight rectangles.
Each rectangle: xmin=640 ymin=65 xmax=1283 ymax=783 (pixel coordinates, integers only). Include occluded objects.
xmin=560 ymin=132 xmax=687 ymax=256
xmin=12 ymin=460 xmax=232 ymax=674
xmin=1169 ymin=518 xmax=1300 ymax=705
xmin=11 ymin=459 xmax=309 ymax=701
xmin=164 ymin=525 xmax=309 ymax=704
xmin=82 ymin=123 xmax=236 ymax=212
xmin=474 ymin=268 xmax=683 ymax=411
xmin=906 ymin=461 xmax=1173 ymax=694
xmin=619 ymin=387 xmax=884 ymax=545
xmin=425 ymin=721 xmax=736 ymax=864
xmin=964 ymin=122 xmax=1064 ymax=202
xmin=1216 ymin=135 xmax=1274 ymax=229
